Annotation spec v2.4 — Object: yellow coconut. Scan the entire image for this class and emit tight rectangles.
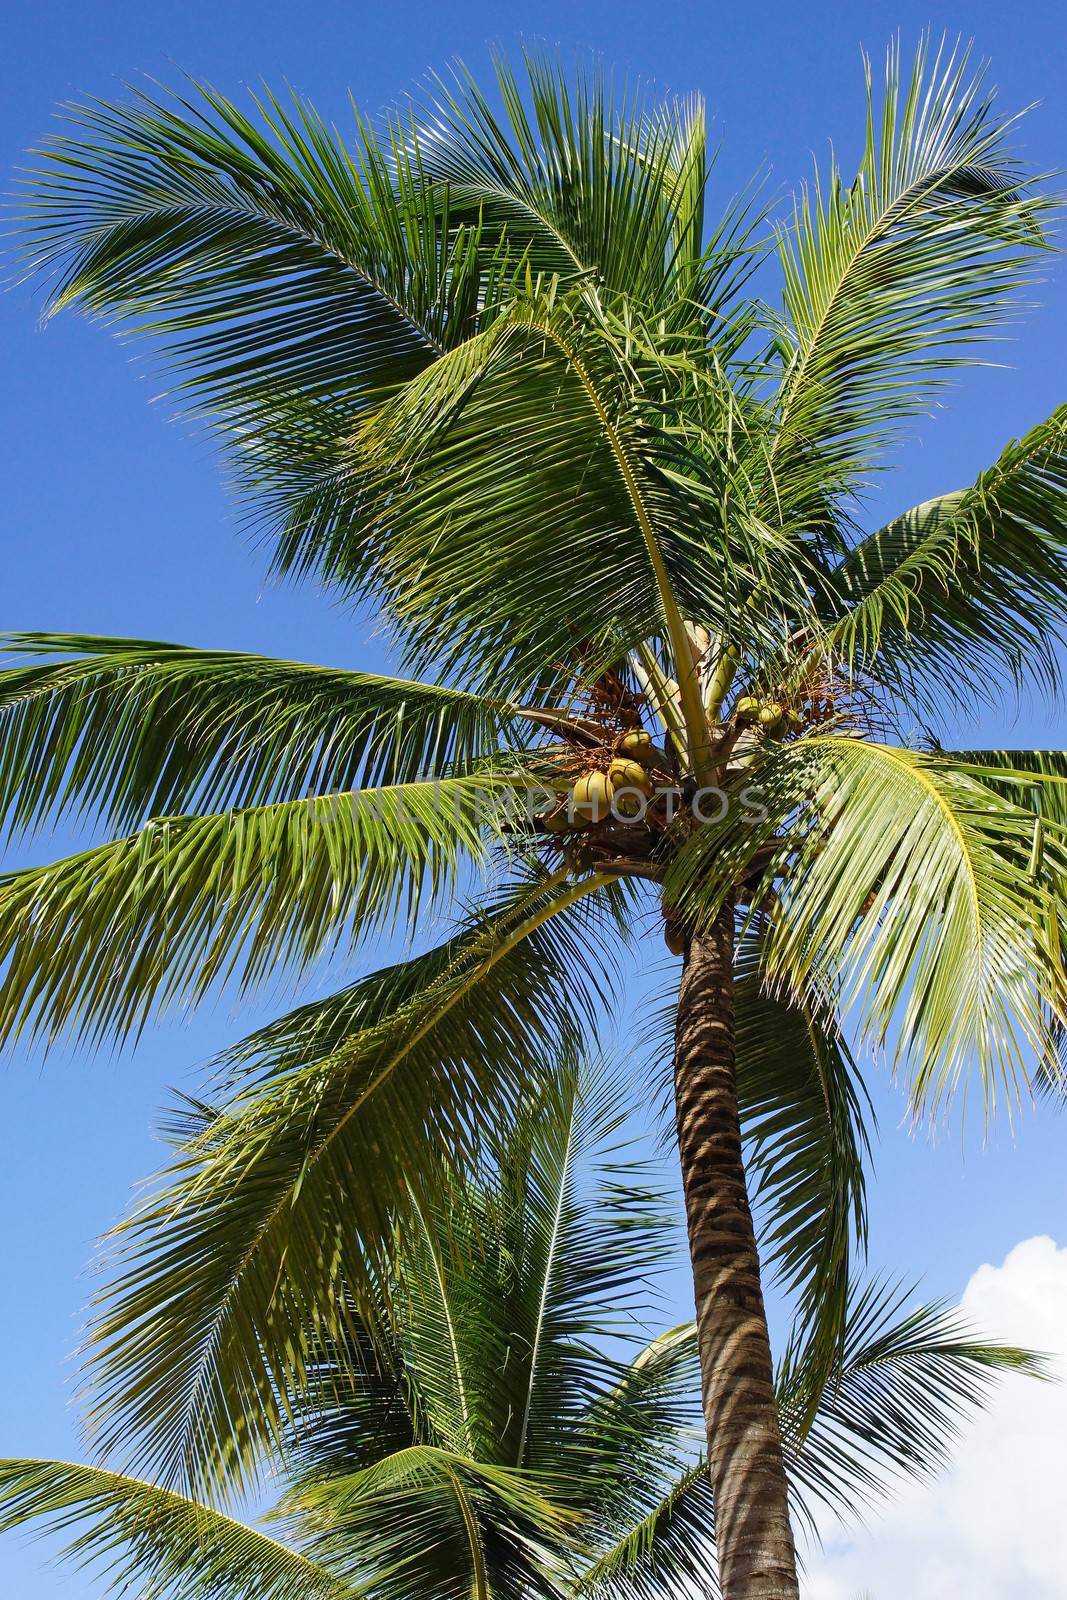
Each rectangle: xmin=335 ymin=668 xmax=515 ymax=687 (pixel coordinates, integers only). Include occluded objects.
xmin=619 ymin=728 xmax=654 ymax=758
xmin=758 ymin=702 xmax=784 ymax=729
xmin=734 ymin=695 xmax=760 ymax=723
xmin=570 ymin=770 xmax=613 ymax=822
xmin=608 ymin=757 xmax=652 ymax=795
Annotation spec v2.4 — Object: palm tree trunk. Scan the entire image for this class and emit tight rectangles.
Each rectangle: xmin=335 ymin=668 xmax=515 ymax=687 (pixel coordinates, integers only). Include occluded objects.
xmin=673 ymin=901 xmax=800 ymax=1600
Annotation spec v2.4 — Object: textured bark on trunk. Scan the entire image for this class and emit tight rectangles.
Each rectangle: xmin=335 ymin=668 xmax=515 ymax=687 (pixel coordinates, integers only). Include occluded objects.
xmin=673 ymin=904 xmax=800 ymax=1600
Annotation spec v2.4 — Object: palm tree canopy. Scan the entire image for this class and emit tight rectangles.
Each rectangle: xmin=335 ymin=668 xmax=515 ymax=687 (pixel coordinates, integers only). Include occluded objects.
xmin=0 ymin=1073 xmax=1041 ymax=1600
xmin=4 ymin=31 xmax=1066 ymax=1510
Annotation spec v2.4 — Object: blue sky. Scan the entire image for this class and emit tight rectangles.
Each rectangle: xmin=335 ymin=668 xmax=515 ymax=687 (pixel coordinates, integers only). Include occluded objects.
xmin=2 ymin=0 xmax=1066 ymax=1593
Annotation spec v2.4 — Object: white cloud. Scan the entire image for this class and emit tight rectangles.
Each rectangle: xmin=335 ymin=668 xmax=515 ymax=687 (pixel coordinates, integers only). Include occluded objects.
xmin=802 ymin=1236 xmax=1067 ymax=1600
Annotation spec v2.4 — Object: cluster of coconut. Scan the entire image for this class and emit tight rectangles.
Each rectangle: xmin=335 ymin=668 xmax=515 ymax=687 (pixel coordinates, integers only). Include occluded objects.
xmin=555 ymin=729 xmax=657 ymax=827
xmin=733 ymin=696 xmax=804 ymax=736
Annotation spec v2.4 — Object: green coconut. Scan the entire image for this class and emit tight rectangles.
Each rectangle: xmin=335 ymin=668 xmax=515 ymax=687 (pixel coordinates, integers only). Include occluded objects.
xmin=734 ymin=695 xmax=760 ymax=723
xmin=614 ymin=788 xmax=646 ymax=819
xmin=758 ymin=702 xmax=784 ymax=729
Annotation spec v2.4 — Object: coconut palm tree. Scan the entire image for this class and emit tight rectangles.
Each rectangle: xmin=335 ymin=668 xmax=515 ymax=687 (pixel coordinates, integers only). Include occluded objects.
xmin=4 ymin=36 xmax=1067 ymax=1597
xmin=0 ymin=1070 xmax=1038 ymax=1600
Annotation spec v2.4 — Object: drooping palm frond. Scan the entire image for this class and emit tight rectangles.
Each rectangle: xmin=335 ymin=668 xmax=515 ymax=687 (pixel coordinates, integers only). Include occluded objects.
xmin=769 ymin=36 xmax=1051 ymax=517
xmin=0 ymin=634 xmax=519 ymax=835
xmin=81 ymin=873 xmax=620 ymax=1498
xmin=778 ymin=1278 xmax=1044 ymax=1530
xmin=667 ymin=734 xmax=1067 ymax=1112
xmin=734 ymin=931 xmax=872 ymax=1393
xmin=0 ymin=1460 xmax=356 ymax=1600
xmin=18 ymin=79 xmax=482 ymax=406
xmin=576 ymin=1282 xmax=1038 ymax=1599
xmin=816 ymin=405 xmax=1067 ymax=708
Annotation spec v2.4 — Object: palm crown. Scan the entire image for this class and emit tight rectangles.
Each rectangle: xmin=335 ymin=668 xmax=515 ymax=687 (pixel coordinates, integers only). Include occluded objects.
xmin=3 ymin=35 xmax=1066 ymax=1594
xmin=0 ymin=1072 xmax=1037 ymax=1600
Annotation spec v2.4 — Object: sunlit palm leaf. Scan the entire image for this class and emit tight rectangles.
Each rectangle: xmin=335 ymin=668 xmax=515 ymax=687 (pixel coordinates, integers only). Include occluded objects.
xmin=818 ymin=405 xmax=1067 ymax=705
xmin=0 ymin=763 xmax=537 ymax=1047
xmin=351 ymin=294 xmax=782 ymax=705
xmin=0 ymin=1459 xmax=355 ymax=1600
xmin=0 ymin=633 xmax=518 ymax=835
xmin=771 ymin=36 xmax=1050 ymax=516
xmin=408 ymin=51 xmax=753 ymax=319
xmin=667 ymin=735 xmax=1067 ymax=1111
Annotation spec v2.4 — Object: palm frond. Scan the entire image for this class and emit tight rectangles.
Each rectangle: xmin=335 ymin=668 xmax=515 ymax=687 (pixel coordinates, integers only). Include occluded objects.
xmin=819 ymin=405 xmax=1067 ymax=706
xmin=0 ymin=765 xmax=533 ymax=1048
xmin=486 ymin=1068 xmax=676 ymax=1476
xmin=283 ymin=1444 xmax=571 ymax=1600
xmin=408 ymin=51 xmax=743 ymax=315
xmin=18 ymin=77 xmax=481 ymax=397
xmin=0 ymin=1459 xmax=355 ymax=1600
xmin=81 ymin=872 xmax=618 ymax=1499
xmin=577 ymin=1281 xmax=1039 ymax=1597
xmin=348 ymin=292 xmax=781 ymax=728
xmin=668 ymin=735 xmax=1067 ymax=1113
xmin=0 ymin=633 xmax=516 ymax=836
xmin=779 ymin=1278 xmax=1045 ymax=1531
xmin=16 ymin=78 xmax=502 ymax=592
xmin=735 ymin=930 xmax=873 ymax=1393
xmin=770 ymin=36 xmax=1051 ymax=513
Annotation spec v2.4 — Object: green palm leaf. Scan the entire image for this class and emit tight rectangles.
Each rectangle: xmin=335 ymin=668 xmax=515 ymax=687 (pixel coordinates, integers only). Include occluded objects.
xmin=820 ymin=405 xmax=1067 ymax=704
xmin=668 ymin=735 xmax=1067 ymax=1111
xmin=286 ymin=1445 xmax=571 ymax=1600
xmin=407 ymin=51 xmax=751 ymax=316
xmin=81 ymin=873 xmax=618 ymax=1497
xmin=0 ymin=633 xmax=516 ymax=835
xmin=0 ymin=764 xmax=539 ymax=1048
xmin=0 ymin=1459 xmax=356 ymax=1600
xmin=771 ymin=36 xmax=1050 ymax=512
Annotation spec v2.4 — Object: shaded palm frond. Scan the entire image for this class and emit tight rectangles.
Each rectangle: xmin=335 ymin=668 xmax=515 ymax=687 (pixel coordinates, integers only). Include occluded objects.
xmin=348 ymin=293 xmax=786 ymax=717
xmin=283 ymin=1445 xmax=572 ymax=1600
xmin=735 ymin=930 xmax=873 ymax=1395
xmin=779 ymin=1278 xmax=1044 ymax=1532
xmin=578 ymin=1281 xmax=1038 ymax=1598
xmin=82 ymin=873 xmax=619 ymax=1499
